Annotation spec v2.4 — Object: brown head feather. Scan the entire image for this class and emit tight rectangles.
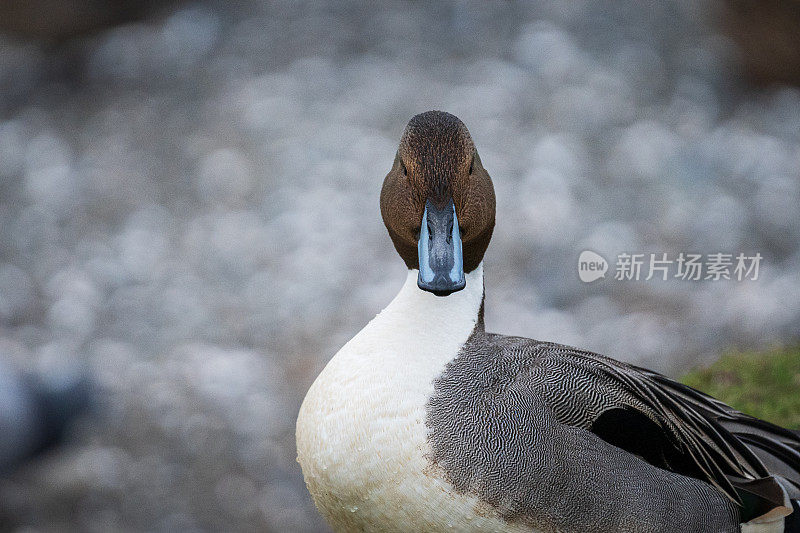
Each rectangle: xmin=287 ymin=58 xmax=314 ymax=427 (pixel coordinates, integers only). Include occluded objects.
xmin=380 ymin=111 xmax=495 ymax=273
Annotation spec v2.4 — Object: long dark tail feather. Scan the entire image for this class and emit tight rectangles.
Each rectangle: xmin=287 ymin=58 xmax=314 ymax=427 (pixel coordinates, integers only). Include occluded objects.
xmin=738 ymin=434 xmax=800 ymax=479
xmin=720 ymin=418 xmax=800 ymax=494
xmin=726 ymin=416 xmax=800 ymax=453
xmin=717 ymin=416 xmax=800 ymax=528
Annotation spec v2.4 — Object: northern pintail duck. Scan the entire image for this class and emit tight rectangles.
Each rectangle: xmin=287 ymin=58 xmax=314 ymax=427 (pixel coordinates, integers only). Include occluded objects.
xmin=296 ymin=111 xmax=800 ymax=533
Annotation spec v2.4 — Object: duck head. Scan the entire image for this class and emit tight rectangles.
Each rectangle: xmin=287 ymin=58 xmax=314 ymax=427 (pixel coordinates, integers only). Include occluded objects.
xmin=381 ymin=111 xmax=496 ymax=296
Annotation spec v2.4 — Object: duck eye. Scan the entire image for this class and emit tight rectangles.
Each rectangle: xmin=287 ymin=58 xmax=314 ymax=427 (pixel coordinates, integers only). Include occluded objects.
xmin=400 ymin=161 xmax=407 ymax=176
xmin=468 ymin=158 xmax=474 ymax=174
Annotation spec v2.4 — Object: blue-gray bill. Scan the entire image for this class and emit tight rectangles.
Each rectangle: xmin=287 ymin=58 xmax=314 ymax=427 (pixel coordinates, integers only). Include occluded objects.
xmin=417 ymin=199 xmax=465 ymax=296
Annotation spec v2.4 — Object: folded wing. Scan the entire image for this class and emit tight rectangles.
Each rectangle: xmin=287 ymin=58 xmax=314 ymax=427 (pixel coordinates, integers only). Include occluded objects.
xmin=512 ymin=339 xmax=800 ymax=523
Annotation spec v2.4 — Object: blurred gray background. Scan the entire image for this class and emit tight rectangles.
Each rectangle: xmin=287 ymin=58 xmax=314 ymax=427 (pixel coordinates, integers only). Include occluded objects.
xmin=1 ymin=1 xmax=799 ymax=531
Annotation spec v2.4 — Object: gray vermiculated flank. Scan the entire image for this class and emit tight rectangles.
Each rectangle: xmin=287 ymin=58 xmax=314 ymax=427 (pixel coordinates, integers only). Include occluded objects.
xmin=426 ymin=321 xmax=746 ymax=532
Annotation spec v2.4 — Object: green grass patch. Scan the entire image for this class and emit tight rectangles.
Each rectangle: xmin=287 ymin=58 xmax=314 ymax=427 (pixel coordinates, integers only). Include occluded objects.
xmin=681 ymin=345 xmax=800 ymax=429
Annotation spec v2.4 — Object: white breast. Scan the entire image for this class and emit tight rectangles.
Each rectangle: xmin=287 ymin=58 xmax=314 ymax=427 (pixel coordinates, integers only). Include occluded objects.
xmin=296 ymin=265 xmax=533 ymax=532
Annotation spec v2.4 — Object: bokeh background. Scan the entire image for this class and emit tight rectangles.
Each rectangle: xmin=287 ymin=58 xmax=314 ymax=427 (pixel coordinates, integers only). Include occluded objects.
xmin=0 ymin=1 xmax=799 ymax=531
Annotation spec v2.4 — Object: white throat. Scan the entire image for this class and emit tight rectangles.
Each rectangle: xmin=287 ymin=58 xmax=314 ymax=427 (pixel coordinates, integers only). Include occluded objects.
xmin=321 ymin=263 xmax=485 ymax=399
xmin=371 ymin=263 xmax=485 ymax=365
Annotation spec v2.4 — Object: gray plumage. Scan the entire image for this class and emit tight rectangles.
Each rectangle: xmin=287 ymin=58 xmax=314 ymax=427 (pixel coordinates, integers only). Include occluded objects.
xmin=426 ymin=313 xmax=800 ymax=532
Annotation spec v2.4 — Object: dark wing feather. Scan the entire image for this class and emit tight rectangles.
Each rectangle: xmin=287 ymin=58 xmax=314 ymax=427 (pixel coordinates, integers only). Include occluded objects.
xmin=640 ymin=364 xmax=800 ymax=497
xmin=523 ymin=340 xmax=800 ymax=514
